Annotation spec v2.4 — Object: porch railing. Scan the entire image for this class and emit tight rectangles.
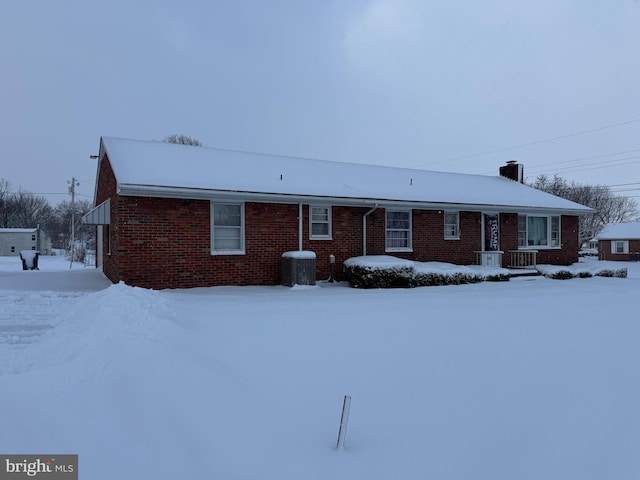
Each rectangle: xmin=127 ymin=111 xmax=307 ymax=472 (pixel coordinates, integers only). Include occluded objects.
xmin=475 ymin=251 xmax=503 ymax=267
xmin=508 ymin=250 xmax=537 ymax=269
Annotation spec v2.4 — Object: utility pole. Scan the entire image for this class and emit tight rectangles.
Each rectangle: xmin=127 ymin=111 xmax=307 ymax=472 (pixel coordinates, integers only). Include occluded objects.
xmin=68 ymin=177 xmax=80 ymax=269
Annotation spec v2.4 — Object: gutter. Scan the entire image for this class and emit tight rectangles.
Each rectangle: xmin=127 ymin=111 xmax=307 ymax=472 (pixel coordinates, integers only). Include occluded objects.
xmin=116 ymin=184 xmax=594 ymax=216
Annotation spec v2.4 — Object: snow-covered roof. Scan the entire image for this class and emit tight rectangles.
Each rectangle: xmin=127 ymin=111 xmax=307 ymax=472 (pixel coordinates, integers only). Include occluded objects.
xmin=0 ymin=228 xmax=37 ymax=234
xmin=97 ymin=136 xmax=592 ymax=215
xmin=597 ymin=222 xmax=640 ymax=240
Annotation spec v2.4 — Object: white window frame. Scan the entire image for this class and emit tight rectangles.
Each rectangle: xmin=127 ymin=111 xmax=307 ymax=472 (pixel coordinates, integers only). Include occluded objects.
xmin=517 ymin=214 xmax=561 ymax=249
xmin=612 ymin=240 xmax=629 ymax=254
xmin=385 ymin=209 xmax=413 ymax=252
xmin=309 ymin=205 xmax=332 ymax=240
xmin=211 ymin=202 xmax=245 ymax=255
xmin=444 ymin=211 xmax=460 ymax=240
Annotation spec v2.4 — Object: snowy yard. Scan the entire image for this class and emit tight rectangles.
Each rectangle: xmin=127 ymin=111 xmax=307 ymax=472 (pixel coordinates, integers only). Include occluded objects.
xmin=1 ymin=255 xmax=639 ymax=479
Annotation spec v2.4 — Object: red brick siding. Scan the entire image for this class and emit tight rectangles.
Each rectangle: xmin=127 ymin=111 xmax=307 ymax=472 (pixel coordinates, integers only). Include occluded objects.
xmin=301 ymin=206 xmax=366 ymax=281
xmin=499 ymin=213 xmax=519 ymax=264
xmin=500 ymin=214 xmax=580 ymax=266
xmin=598 ymin=239 xmax=640 ymax=261
xmin=95 ymin=157 xmax=119 ymax=284
xmin=353 ymin=209 xmax=482 ymax=265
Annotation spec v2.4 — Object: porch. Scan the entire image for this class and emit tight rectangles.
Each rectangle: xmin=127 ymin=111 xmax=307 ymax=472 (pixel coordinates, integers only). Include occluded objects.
xmin=475 ymin=250 xmax=540 ymax=277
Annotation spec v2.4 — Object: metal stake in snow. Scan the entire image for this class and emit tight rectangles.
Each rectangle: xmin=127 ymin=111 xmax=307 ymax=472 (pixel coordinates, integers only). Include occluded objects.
xmin=336 ymin=395 xmax=352 ymax=449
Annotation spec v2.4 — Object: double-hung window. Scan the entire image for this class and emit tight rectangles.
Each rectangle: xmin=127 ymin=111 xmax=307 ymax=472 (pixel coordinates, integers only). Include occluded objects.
xmin=612 ymin=240 xmax=629 ymax=254
xmin=386 ymin=209 xmax=412 ymax=251
xmin=211 ymin=202 xmax=244 ymax=255
xmin=444 ymin=212 xmax=459 ymax=239
xmin=518 ymin=215 xmax=561 ymax=248
xmin=310 ymin=206 xmax=331 ymax=240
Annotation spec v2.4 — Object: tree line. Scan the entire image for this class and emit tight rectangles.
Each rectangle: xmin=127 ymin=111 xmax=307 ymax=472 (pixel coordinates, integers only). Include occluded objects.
xmin=0 ymin=178 xmax=94 ymax=251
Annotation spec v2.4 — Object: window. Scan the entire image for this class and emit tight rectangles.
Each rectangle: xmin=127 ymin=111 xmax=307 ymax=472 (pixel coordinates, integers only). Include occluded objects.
xmin=310 ymin=206 xmax=331 ymax=239
xmin=10 ymin=246 xmax=15 ymax=253
xmin=612 ymin=240 xmax=629 ymax=254
xmin=444 ymin=212 xmax=459 ymax=239
xmin=386 ymin=209 xmax=412 ymax=251
xmin=211 ymin=202 xmax=244 ymax=254
xmin=31 ymin=234 xmax=36 ymax=241
xmin=517 ymin=215 xmax=561 ymax=248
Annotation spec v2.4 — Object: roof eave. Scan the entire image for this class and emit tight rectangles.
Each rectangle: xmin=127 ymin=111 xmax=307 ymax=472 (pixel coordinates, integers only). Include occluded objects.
xmin=117 ymin=183 xmax=594 ymax=216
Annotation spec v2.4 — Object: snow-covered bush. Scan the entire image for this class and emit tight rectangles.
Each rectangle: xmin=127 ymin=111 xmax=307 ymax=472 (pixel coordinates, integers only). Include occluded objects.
xmin=484 ymin=272 xmax=510 ymax=282
xmin=537 ymin=263 xmax=628 ymax=279
xmin=343 ymin=256 xmax=509 ymax=289
xmin=594 ymin=268 xmax=627 ymax=278
xmin=343 ymin=262 xmax=414 ymax=288
xmin=548 ymin=270 xmax=574 ymax=280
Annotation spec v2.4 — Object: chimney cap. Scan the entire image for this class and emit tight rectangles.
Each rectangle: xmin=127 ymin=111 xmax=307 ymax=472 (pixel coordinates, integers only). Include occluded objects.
xmin=506 ymin=160 xmax=518 ymax=165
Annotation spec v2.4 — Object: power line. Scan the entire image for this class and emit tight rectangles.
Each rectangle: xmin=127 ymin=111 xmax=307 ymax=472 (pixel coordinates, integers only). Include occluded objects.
xmin=412 ymin=117 xmax=640 ymax=168
xmin=524 ymin=148 xmax=640 ymax=172
xmin=527 ymin=154 xmax=640 ymax=175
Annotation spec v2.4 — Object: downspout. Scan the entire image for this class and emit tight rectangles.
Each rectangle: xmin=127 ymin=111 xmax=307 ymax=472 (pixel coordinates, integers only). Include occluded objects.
xmin=362 ymin=204 xmax=378 ymax=256
xmin=298 ymin=203 xmax=303 ymax=251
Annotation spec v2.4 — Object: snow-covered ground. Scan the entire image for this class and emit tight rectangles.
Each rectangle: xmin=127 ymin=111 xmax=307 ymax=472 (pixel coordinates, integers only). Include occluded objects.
xmin=1 ymin=254 xmax=639 ymax=479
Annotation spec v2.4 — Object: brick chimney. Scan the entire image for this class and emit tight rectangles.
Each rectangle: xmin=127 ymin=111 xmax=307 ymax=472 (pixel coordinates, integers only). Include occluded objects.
xmin=499 ymin=160 xmax=524 ymax=183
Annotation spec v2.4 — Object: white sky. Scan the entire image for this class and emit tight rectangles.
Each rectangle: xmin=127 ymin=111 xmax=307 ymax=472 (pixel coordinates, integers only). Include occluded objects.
xmin=2 ymin=0 xmax=640 ymax=205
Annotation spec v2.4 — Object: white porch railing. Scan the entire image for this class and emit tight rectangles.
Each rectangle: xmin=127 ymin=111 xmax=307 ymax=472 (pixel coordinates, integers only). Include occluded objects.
xmin=508 ymin=250 xmax=537 ymax=269
xmin=475 ymin=251 xmax=503 ymax=267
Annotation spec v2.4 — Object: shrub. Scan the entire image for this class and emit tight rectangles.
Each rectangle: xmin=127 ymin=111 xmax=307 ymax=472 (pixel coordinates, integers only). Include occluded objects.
xmin=343 ymin=264 xmax=414 ymax=289
xmin=549 ymin=270 xmax=574 ymax=280
xmin=485 ymin=273 xmax=510 ymax=282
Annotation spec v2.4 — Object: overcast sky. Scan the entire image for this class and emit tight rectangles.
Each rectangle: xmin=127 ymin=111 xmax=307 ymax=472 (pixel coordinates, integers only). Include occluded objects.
xmin=2 ymin=0 xmax=640 ymax=205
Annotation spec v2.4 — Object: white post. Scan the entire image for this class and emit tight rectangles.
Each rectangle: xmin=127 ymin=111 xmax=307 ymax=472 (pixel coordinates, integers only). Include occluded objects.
xmin=336 ymin=395 xmax=352 ymax=448
xmin=298 ymin=203 xmax=303 ymax=251
xmin=68 ymin=177 xmax=79 ymax=269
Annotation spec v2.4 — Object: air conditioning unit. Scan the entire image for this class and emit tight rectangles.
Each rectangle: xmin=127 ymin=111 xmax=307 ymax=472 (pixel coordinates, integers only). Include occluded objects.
xmin=281 ymin=251 xmax=316 ymax=286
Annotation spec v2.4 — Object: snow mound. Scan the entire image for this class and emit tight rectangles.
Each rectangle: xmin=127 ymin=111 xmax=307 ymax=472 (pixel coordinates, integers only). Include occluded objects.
xmin=20 ymin=282 xmax=183 ymax=383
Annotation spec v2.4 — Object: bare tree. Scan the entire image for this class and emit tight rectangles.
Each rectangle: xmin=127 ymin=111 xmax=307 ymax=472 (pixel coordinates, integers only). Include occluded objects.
xmin=162 ymin=134 xmax=203 ymax=147
xmin=531 ymin=174 xmax=639 ymax=245
xmin=50 ymin=199 xmax=94 ymax=249
xmin=10 ymin=188 xmax=55 ymax=231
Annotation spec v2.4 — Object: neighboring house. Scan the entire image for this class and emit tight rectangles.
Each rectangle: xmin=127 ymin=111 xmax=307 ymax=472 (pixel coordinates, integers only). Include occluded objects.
xmin=597 ymin=223 xmax=640 ymax=261
xmin=83 ymin=137 xmax=593 ymax=289
xmin=0 ymin=228 xmax=52 ymax=256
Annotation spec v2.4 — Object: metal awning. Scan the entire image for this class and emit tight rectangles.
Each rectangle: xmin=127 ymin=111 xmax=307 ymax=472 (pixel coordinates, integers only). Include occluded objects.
xmin=82 ymin=199 xmax=110 ymax=225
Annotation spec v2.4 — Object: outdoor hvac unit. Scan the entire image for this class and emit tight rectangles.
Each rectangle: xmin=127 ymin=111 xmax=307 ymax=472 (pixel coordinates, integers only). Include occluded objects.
xmin=281 ymin=251 xmax=316 ymax=286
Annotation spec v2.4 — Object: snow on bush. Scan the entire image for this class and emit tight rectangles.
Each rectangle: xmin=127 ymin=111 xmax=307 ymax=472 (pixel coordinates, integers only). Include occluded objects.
xmin=343 ymin=256 xmax=509 ymax=288
xmin=536 ymin=262 xmax=628 ymax=280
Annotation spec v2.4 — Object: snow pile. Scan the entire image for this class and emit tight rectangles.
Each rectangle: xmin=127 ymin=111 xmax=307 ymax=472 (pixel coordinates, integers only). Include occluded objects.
xmin=343 ymin=255 xmax=509 ymax=288
xmin=11 ymin=282 xmax=182 ymax=384
xmin=537 ymin=262 xmax=627 ymax=279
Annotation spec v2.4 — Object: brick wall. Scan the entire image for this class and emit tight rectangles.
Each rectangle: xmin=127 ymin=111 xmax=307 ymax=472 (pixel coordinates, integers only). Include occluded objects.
xmin=598 ymin=239 xmax=640 ymax=261
xmin=349 ymin=209 xmax=482 ymax=265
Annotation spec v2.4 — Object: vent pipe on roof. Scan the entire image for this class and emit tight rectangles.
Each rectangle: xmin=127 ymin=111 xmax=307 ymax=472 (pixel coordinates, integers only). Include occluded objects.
xmin=499 ymin=160 xmax=524 ymax=183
